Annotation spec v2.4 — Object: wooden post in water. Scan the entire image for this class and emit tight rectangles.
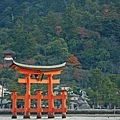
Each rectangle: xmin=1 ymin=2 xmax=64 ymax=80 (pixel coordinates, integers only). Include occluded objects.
xmin=36 ymin=90 xmax=42 ymax=119
xmin=61 ymin=90 xmax=67 ymax=118
xmin=23 ymin=74 xmax=31 ymax=118
xmin=11 ymin=91 xmax=17 ymax=119
xmin=48 ymin=74 xmax=54 ymax=118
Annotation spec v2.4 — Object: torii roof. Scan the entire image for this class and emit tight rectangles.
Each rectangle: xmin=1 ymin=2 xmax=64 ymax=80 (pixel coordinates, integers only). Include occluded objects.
xmin=10 ymin=60 xmax=66 ymax=72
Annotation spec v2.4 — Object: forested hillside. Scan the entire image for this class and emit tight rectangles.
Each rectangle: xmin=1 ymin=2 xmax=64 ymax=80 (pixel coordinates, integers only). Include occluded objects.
xmin=0 ymin=0 xmax=120 ymax=108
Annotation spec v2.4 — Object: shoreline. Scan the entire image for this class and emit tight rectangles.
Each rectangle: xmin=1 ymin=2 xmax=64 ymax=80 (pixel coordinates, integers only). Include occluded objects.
xmin=0 ymin=109 xmax=120 ymax=116
xmin=67 ymin=114 xmax=120 ymax=117
xmin=0 ymin=114 xmax=120 ymax=118
xmin=67 ymin=109 xmax=120 ymax=114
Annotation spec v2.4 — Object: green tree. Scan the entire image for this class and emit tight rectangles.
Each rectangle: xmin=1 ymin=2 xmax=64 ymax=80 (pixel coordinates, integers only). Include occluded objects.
xmin=9 ymin=20 xmax=36 ymax=60
xmin=86 ymin=68 xmax=118 ymax=107
xmin=46 ymin=38 xmax=69 ymax=64
xmin=63 ymin=3 xmax=77 ymax=41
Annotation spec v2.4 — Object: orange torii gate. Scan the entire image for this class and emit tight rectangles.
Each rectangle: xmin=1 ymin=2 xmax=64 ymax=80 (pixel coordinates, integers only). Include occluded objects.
xmin=10 ymin=61 xmax=67 ymax=119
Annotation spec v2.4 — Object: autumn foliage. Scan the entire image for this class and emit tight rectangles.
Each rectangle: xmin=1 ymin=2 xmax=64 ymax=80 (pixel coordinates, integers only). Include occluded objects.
xmin=66 ymin=54 xmax=83 ymax=81
xmin=66 ymin=54 xmax=81 ymax=68
xmin=55 ymin=26 xmax=62 ymax=35
xmin=77 ymin=26 xmax=91 ymax=38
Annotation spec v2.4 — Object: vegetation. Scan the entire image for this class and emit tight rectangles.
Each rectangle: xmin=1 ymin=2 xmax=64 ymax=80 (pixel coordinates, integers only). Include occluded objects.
xmin=0 ymin=0 xmax=120 ymax=108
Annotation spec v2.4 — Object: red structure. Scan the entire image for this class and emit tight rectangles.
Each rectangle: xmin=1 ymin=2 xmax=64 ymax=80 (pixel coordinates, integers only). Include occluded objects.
xmin=10 ymin=61 xmax=67 ymax=119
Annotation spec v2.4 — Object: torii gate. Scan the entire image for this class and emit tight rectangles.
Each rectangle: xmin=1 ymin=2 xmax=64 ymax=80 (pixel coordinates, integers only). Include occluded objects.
xmin=10 ymin=61 xmax=67 ymax=119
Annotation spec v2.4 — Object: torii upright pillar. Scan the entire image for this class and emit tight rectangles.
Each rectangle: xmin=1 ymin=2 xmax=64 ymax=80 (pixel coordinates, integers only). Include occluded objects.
xmin=23 ymin=74 xmax=31 ymax=118
xmin=48 ymin=74 xmax=54 ymax=118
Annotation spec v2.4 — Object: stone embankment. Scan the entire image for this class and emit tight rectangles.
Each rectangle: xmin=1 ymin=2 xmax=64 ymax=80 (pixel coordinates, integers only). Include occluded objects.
xmin=0 ymin=109 xmax=120 ymax=115
xmin=0 ymin=109 xmax=11 ymax=114
xmin=67 ymin=109 xmax=120 ymax=114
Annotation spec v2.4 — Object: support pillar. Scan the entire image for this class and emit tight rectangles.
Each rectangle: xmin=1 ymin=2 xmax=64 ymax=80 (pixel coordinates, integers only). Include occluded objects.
xmin=48 ymin=74 xmax=54 ymax=118
xmin=61 ymin=90 xmax=67 ymax=118
xmin=23 ymin=74 xmax=31 ymax=119
xmin=36 ymin=90 xmax=42 ymax=119
xmin=11 ymin=91 xmax=17 ymax=119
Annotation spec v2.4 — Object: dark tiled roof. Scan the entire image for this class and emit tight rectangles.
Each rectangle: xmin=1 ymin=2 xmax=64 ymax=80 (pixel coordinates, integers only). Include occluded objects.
xmin=2 ymin=49 xmax=15 ymax=55
xmin=70 ymin=93 xmax=79 ymax=97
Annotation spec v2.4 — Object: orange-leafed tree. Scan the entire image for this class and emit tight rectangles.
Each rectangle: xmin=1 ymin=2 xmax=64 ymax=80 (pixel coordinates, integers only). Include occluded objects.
xmin=66 ymin=54 xmax=81 ymax=68
xmin=66 ymin=54 xmax=83 ymax=81
xmin=77 ymin=26 xmax=91 ymax=38
xmin=55 ymin=26 xmax=62 ymax=35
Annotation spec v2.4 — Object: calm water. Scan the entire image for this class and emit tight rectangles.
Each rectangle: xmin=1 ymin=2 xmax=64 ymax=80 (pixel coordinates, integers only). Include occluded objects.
xmin=0 ymin=115 xmax=120 ymax=120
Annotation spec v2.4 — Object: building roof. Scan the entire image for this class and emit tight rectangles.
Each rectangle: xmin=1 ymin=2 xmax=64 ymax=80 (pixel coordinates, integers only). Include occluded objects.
xmin=10 ymin=60 xmax=66 ymax=72
xmin=2 ymin=49 xmax=15 ymax=55
xmin=75 ymin=100 xmax=85 ymax=105
xmin=0 ymin=99 xmax=11 ymax=104
xmin=70 ymin=93 xmax=79 ymax=97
